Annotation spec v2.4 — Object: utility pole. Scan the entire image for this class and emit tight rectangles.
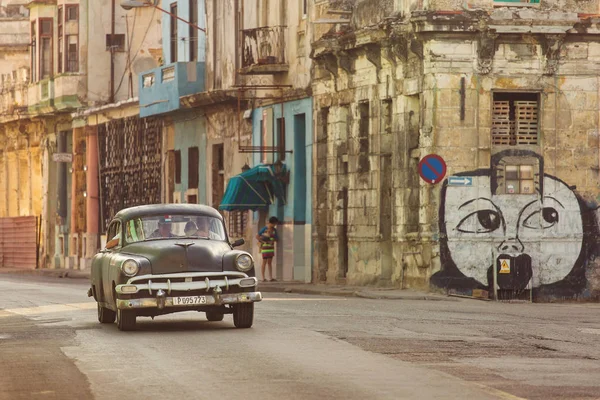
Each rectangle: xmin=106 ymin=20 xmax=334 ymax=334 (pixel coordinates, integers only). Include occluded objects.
xmin=110 ymin=0 xmax=116 ymax=103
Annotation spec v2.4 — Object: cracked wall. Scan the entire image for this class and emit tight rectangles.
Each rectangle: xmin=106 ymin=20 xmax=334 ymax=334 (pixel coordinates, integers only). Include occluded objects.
xmin=311 ymin=6 xmax=600 ymax=300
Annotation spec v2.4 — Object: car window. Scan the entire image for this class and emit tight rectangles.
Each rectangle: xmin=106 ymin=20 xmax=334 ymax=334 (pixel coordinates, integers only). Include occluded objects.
xmin=106 ymin=221 xmax=122 ymax=248
xmin=124 ymin=214 xmax=227 ymax=243
xmin=125 ymin=218 xmax=145 ymax=242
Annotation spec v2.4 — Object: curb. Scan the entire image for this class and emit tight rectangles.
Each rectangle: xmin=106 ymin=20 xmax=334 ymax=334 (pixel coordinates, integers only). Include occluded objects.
xmin=0 ymin=269 xmax=90 ymax=280
xmin=259 ymin=284 xmax=457 ymax=301
xmin=1 ymin=270 xmax=455 ymax=301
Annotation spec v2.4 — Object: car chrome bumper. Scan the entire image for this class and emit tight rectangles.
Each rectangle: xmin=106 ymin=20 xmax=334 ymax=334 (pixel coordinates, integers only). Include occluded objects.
xmin=116 ymin=291 xmax=262 ymax=310
xmin=115 ymin=271 xmax=258 ymax=296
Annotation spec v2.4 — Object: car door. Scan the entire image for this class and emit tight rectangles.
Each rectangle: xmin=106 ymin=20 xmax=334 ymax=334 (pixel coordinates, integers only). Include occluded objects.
xmin=101 ymin=220 xmax=122 ymax=305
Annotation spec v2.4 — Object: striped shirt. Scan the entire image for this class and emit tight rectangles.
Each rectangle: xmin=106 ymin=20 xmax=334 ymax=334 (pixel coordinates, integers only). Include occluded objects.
xmin=259 ymin=227 xmax=278 ymax=254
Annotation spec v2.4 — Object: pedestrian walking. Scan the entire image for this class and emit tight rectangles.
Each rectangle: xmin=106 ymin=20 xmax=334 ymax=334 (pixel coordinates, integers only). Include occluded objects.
xmin=257 ymin=216 xmax=279 ymax=282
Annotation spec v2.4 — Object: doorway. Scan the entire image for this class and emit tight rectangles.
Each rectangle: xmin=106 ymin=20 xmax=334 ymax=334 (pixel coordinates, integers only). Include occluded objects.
xmin=293 ymin=114 xmax=307 ymax=281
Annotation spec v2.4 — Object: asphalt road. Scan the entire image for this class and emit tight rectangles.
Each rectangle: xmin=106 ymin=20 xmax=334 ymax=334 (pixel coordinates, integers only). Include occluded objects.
xmin=0 ymin=275 xmax=599 ymax=400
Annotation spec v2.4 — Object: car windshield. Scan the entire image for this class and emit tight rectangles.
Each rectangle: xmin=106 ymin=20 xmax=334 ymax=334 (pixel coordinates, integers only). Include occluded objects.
xmin=124 ymin=214 xmax=227 ymax=243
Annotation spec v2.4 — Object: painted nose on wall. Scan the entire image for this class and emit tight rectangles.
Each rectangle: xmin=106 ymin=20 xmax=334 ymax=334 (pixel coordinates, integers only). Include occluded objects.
xmin=498 ymin=237 xmax=524 ymax=253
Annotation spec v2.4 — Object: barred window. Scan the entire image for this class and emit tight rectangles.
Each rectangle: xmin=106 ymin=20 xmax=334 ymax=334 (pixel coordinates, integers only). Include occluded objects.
xmin=227 ymin=210 xmax=248 ymax=239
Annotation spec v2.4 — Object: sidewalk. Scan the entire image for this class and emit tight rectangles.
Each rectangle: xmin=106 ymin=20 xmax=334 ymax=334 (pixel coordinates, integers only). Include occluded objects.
xmin=0 ymin=268 xmax=456 ymax=301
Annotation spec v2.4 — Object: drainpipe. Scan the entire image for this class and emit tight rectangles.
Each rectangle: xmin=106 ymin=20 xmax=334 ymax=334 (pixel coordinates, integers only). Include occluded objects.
xmin=110 ymin=0 xmax=116 ymax=104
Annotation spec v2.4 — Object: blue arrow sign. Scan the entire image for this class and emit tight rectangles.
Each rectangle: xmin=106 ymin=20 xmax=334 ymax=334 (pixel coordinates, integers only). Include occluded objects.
xmin=448 ymin=176 xmax=473 ymax=186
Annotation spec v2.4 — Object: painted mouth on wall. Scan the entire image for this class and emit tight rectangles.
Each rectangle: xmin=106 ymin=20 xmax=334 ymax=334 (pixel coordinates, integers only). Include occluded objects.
xmin=487 ymin=254 xmax=533 ymax=291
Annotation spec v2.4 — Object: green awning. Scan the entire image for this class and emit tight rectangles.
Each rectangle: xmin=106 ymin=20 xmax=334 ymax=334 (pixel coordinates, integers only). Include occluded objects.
xmin=219 ymin=164 xmax=286 ymax=211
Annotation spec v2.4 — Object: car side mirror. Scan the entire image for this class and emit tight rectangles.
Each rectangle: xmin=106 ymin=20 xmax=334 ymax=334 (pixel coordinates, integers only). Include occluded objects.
xmin=106 ymin=238 xmax=119 ymax=250
xmin=232 ymin=238 xmax=245 ymax=248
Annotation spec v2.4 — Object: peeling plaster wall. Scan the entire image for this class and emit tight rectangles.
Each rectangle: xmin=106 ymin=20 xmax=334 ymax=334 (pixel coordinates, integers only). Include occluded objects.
xmin=205 ymin=104 xmax=254 ymax=252
xmin=426 ymin=0 xmax=599 ymax=13
xmin=311 ymin=5 xmax=600 ymax=300
xmin=86 ymin=1 xmax=161 ymax=105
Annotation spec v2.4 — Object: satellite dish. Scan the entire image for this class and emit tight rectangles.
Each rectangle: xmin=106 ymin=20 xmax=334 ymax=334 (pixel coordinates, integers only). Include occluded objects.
xmin=131 ymin=56 xmax=159 ymax=76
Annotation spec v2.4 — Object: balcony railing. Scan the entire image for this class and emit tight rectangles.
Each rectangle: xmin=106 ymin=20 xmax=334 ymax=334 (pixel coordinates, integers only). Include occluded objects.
xmin=241 ymin=25 xmax=288 ymax=74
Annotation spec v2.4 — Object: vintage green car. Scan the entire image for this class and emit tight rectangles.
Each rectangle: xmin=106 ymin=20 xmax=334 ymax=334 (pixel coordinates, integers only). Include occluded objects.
xmin=87 ymin=204 xmax=261 ymax=331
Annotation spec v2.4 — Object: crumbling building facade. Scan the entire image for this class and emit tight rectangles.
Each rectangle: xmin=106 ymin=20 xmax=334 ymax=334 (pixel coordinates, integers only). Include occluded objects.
xmin=311 ymin=0 xmax=600 ymax=300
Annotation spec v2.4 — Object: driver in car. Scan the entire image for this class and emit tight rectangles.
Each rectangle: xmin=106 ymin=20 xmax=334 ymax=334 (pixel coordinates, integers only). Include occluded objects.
xmin=149 ymin=218 xmax=175 ymax=238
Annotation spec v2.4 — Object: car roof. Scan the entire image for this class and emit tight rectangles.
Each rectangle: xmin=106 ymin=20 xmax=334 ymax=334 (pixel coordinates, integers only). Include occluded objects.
xmin=114 ymin=204 xmax=224 ymax=221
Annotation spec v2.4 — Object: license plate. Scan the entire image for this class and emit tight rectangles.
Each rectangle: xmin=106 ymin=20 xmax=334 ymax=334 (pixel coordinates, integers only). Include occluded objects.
xmin=172 ymin=296 xmax=207 ymax=305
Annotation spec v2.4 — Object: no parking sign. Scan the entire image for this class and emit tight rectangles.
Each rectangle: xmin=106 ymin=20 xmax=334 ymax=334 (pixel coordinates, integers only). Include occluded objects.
xmin=418 ymin=154 xmax=447 ymax=184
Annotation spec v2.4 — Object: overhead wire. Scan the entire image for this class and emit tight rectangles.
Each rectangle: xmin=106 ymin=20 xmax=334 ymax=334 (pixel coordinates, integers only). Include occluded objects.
xmin=114 ymin=6 xmax=157 ymax=98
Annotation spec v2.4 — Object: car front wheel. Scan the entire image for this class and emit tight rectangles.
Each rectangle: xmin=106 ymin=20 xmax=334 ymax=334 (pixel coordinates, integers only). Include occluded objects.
xmin=232 ymin=303 xmax=254 ymax=328
xmin=117 ymin=308 xmax=136 ymax=331
xmin=97 ymin=303 xmax=116 ymax=323
xmin=206 ymin=310 xmax=224 ymax=322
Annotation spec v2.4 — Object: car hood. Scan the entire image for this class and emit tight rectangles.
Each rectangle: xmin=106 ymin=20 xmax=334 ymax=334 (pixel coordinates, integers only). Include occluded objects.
xmin=122 ymin=239 xmax=231 ymax=274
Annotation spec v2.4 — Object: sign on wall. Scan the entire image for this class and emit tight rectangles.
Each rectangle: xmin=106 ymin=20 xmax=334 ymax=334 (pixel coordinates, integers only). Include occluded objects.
xmin=418 ymin=154 xmax=446 ymax=184
xmin=448 ymin=176 xmax=473 ymax=186
xmin=53 ymin=153 xmax=73 ymax=163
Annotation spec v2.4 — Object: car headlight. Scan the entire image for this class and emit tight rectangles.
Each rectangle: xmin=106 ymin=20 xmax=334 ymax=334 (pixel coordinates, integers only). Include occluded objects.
xmin=235 ymin=254 xmax=253 ymax=272
xmin=121 ymin=259 xmax=140 ymax=276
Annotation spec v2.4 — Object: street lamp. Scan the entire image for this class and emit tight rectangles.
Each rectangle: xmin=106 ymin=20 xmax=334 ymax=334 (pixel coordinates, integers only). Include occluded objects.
xmin=120 ymin=0 xmax=206 ymax=32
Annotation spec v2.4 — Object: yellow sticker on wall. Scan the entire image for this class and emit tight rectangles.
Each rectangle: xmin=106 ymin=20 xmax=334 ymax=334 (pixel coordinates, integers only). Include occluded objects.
xmin=500 ymin=259 xmax=511 ymax=274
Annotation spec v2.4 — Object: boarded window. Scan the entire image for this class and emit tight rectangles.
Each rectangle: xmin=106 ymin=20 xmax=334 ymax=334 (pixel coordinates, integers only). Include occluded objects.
xmin=106 ymin=34 xmax=125 ymax=52
xmin=58 ymin=7 xmax=63 ymax=73
xmin=228 ymin=210 xmax=248 ymax=238
xmin=167 ymin=150 xmax=175 ymax=203
xmin=492 ymin=93 xmax=539 ymax=146
xmin=358 ymin=101 xmax=370 ymax=173
xmin=382 ymin=99 xmax=393 ymax=134
xmin=277 ymin=117 xmax=286 ymax=161
xmin=40 ymin=19 xmax=53 ymax=79
xmin=170 ymin=3 xmax=178 ymax=63
xmin=189 ymin=0 xmax=198 ymax=61
xmin=188 ymin=146 xmax=199 ymax=189
xmin=66 ymin=5 xmax=78 ymax=21
xmin=174 ymin=150 xmax=181 ymax=184
xmin=212 ymin=144 xmax=225 ymax=208
xmin=66 ymin=35 xmax=79 ymax=72
xmin=31 ymin=21 xmax=37 ymax=82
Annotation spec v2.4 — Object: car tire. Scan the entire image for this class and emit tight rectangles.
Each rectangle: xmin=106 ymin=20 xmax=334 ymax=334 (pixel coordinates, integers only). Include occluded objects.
xmin=205 ymin=310 xmax=224 ymax=322
xmin=117 ymin=308 xmax=136 ymax=331
xmin=97 ymin=303 xmax=116 ymax=324
xmin=232 ymin=303 xmax=254 ymax=328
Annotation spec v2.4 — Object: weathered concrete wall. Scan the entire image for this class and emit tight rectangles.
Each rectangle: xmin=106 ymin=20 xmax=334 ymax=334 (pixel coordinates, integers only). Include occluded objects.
xmin=311 ymin=6 xmax=600 ymax=300
xmin=205 ymin=104 xmax=253 ymax=252
xmin=173 ymin=111 xmax=207 ymax=204
xmin=86 ymin=1 xmax=161 ymax=104
xmin=426 ymin=0 xmax=599 ymax=13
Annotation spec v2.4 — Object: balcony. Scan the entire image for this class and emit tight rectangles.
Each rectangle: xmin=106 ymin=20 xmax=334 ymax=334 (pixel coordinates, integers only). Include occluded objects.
xmin=138 ymin=61 xmax=205 ymax=118
xmin=27 ymin=74 xmax=85 ymax=115
xmin=240 ymin=26 xmax=288 ymax=75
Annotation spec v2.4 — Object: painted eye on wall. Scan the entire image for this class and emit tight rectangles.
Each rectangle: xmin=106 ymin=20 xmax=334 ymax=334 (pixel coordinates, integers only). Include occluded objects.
xmin=456 ymin=209 xmax=502 ymax=233
xmin=523 ymin=207 xmax=559 ymax=229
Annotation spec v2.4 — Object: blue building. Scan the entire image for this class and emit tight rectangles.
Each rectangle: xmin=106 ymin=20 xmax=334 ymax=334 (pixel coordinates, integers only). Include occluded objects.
xmin=251 ymin=99 xmax=313 ymax=282
xmin=138 ymin=0 xmax=207 ymax=204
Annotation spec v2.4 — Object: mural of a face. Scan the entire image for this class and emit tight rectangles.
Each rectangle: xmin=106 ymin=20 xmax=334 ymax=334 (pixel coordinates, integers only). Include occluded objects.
xmin=441 ymin=174 xmax=583 ymax=291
